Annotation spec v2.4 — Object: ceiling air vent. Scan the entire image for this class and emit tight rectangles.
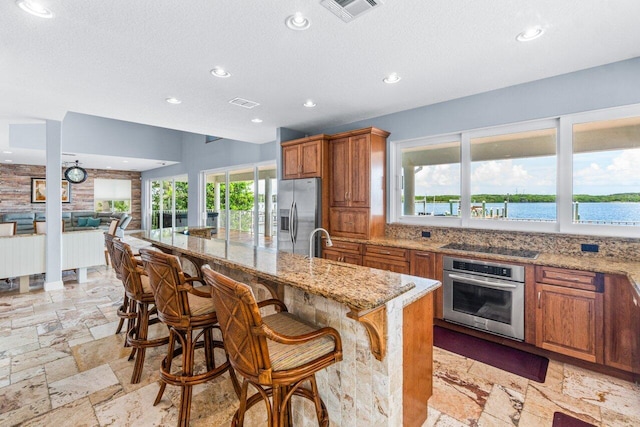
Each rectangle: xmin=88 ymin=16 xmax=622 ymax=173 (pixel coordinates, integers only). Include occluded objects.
xmin=229 ymin=97 xmax=260 ymax=109
xmin=320 ymin=0 xmax=382 ymax=22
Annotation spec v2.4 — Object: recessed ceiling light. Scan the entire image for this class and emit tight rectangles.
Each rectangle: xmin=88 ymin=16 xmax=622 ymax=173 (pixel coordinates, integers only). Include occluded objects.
xmin=165 ymin=97 xmax=182 ymax=104
xmin=5 ymin=159 xmax=13 ymax=162
xmin=122 ymin=160 xmax=129 ymax=163
xmin=2 ymin=150 xmax=12 ymax=154
xmin=303 ymin=100 xmax=316 ymax=108
xmin=516 ymin=26 xmax=544 ymax=42
xmin=285 ymin=13 xmax=311 ymax=31
xmin=16 ymin=0 xmax=53 ymax=18
xmin=383 ymin=73 xmax=401 ymax=84
xmin=210 ymin=67 xmax=231 ymax=78
xmin=106 ymin=166 xmax=112 ymax=169
xmin=251 ymin=118 xmax=263 ymax=123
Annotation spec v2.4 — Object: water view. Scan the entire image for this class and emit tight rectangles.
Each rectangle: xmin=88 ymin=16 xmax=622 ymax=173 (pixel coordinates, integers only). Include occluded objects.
xmin=413 ymin=201 xmax=640 ymax=225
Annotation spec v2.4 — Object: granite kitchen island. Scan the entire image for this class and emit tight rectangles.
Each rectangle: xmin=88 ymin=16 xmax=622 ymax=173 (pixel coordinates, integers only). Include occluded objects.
xmin=134 ymin=230 xmax=441 ymax=426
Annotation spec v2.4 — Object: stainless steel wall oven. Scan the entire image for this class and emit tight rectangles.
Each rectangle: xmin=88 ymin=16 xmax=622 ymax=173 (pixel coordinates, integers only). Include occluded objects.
xmin=443 ymin=256 xmax=525 ymax=341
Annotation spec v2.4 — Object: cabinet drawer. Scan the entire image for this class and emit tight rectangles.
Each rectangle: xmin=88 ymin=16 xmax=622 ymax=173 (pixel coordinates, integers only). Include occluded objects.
xmin=323 ymin=239 xmax=361 ymax=254
xmin=323 ymin=249 xmax=362 ymax=265
xmin=362 ymin=255 xmax=410 ymax=274
xmin=364 ymin=244 xmax=408 ymax=261
xmin=536 ymin=266 xmax=604 ymax=292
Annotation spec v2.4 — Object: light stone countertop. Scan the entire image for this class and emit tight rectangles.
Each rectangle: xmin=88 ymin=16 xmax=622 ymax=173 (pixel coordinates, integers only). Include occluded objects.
xmin=133 ymin=230 xmax=441 ymax=313
xmin=340 ymin=236 xmax=640 ymax=298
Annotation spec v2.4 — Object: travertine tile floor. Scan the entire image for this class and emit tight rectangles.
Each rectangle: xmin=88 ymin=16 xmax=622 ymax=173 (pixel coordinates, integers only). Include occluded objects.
xmin=1 ymin=264 xmax=639 ymax=426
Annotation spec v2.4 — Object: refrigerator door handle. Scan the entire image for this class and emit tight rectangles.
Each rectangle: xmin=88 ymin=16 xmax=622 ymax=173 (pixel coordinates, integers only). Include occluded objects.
xmin=292 ymin=201 xmax=298 ymax=244
xmin=289 ymin=200 xmax=295 ymax=245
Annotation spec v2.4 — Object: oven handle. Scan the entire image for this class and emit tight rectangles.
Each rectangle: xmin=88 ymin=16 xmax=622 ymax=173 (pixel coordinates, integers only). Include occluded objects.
xmin=448 ymin=273 xmax=518 ymax=289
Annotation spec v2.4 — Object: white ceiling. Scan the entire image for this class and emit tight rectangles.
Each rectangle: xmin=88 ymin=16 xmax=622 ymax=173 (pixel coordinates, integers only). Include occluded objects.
xmin=1 ymin=0 xmax=640 ymax=170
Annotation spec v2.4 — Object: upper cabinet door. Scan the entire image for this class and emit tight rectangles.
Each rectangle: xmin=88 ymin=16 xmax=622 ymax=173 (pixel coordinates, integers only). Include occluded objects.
xmin=329 ymin=137 xmax=350 ymax=206
xmin=282 ymin=144 xmax=302 ymax=180
xmin=281 ymin=138 xmax=324 ymax=180
xmin=300 ymin=140 xmax=322 ymax=177
xmin=348 ymin=134 xmax=370 ymax=207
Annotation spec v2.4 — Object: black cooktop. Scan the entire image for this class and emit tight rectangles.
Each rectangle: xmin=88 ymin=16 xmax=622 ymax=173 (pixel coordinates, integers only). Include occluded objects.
xmin=440 ymin=242 xmax=539 ymax=259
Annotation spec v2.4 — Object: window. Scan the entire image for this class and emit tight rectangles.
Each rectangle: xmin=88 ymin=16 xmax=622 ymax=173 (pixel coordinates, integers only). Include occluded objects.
xmin=391 ymin=104 xmax=640 ymax=237
xmin=572 ymin=116 xmax=640 ymax=226
xmin=470 ymin=127 xmax=557 ymax=222
xmin=94 ymin=178 xmax=131 ymax=213
xmin=400 ymin=138 xmax=460 ymax=217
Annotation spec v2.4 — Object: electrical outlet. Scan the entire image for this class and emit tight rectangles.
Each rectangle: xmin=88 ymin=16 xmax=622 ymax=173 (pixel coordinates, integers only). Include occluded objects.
xmin=422 ymin=231 xmax=431 ymax=238
xmin=581 ymin=243 xmax=599 ymax=253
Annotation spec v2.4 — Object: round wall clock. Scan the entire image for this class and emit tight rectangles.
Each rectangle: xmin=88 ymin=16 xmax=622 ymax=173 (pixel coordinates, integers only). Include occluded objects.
xmin=64 ymin=162 xmax=88 ymax=184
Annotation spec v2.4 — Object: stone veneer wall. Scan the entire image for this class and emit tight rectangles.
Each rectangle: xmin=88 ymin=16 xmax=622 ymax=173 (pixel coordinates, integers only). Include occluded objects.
xmin=0 ymin=163 xmax=142 ymax=230
xmin=386 ymin=223 xmax=640 ymax=262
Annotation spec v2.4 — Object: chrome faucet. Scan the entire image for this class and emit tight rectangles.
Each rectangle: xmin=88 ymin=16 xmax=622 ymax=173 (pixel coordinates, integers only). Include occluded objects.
xmin=309 ymin=227 xmax=332 ymax=258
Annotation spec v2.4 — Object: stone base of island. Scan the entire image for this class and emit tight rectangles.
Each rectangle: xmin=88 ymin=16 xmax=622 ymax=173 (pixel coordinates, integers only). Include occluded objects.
xmin=134 ymin=230 xmax=441 ymax=426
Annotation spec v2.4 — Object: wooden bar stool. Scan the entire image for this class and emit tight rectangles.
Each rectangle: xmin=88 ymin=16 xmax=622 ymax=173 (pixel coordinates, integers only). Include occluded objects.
xmin=202 ymin=265 xmax=343 ymax=427
xmin=113 ymin=240 xmax=169 ymax=383
xmin=140 ymin=248 xmax=240 ymax=427
xmin=104 ymin=233 xmax=136 ymax=339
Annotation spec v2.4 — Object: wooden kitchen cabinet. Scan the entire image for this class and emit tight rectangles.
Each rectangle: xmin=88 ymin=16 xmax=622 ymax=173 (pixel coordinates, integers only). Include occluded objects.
xmin=281 ymin=135 xmax=327 ymax=180
xmin=604 ymin=274 xmax=640 ymax=373
xmin=329 ymin=134 xmax=370 ymax=207
xmin=362 ymin=244 xmax=410 ymax=274
xmin=329 ymin=208 xmax=369 ymax=240
xmin=328 ymin=127 xmax=389 ymax=239
xmin=534 ymin=266 xmax=604 ymax=363
xmin=322 ymin=240 xmax=362 ymax=265
xmin=410 ymin=251 xmax=444 ymax=319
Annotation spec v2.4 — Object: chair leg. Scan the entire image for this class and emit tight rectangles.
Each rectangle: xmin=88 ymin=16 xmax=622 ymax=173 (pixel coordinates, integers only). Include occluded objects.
xmin=236 ymin=379 xmax=249 ymax=427
xmin=115 ymin=294 xmax=128 ymax=334
xmin=204 ymin=327 xmax=214 ymax=371
xmin=130 ymin=302 xmax=149 ymax=384
xmin=272 ymin=385 xmax=283 ymax=427
xmin=178 ymin=329 xmax=194 ymax=427
xmin=308 ymin=375 xmax=329 ymax=427
xmin=154 ymin=328 xmax=176 ymax=406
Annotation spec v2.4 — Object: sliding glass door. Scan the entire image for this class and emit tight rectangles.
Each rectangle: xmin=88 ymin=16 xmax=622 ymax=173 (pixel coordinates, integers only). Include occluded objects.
xmin=203 ymin=163 xmax=276 ymax=247
xmin=150 ymin=175 xmax=188 ymax=230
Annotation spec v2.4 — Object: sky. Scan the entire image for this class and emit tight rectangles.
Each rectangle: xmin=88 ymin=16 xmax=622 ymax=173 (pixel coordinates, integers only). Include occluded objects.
xmin=413 ymin=148 xmax=640 ymax=196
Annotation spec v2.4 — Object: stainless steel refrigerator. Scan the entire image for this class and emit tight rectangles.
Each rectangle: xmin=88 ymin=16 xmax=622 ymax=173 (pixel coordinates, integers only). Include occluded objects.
xmin=277 ymin=178 xmax=321 ymax=256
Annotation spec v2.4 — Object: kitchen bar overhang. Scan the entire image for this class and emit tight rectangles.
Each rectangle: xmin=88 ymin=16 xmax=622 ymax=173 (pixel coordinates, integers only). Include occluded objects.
xmin=134 ymin=228 xmax=440 ymax=360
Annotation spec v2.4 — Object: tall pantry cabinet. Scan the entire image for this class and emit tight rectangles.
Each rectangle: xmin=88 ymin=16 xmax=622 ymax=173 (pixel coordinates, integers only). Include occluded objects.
xmin=328 ymin=127 xmax=389 ymax=239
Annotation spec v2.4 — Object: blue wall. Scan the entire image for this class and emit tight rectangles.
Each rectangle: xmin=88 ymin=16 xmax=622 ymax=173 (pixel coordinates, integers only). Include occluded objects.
xmin=310 ymin=57 xmax=640 ymax=142
xmin=62 ymin=112 xmax=183 ymax=161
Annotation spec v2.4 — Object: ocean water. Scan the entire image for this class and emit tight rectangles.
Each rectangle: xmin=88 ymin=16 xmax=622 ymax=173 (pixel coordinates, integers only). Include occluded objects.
xmin=412 ymin=202 xmax=640 ymax=224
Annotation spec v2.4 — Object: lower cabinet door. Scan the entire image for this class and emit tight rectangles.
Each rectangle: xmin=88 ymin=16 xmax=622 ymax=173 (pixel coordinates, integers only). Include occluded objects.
xmin=329 ymin=208 xmax=369 ymax=239
xmin=535 ymin=283 xmax=603 ymax=363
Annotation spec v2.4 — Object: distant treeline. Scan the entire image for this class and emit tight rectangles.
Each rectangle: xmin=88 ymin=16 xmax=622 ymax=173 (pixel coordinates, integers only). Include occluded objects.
xmin=415 ymin=193 xmax=640 ymax=203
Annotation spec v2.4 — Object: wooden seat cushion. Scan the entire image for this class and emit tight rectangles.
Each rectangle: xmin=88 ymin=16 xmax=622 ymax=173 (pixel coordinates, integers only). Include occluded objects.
xmin=186 ymin=285 xmax=215 ymax=316
xmin=263 ymin=312 xmax=336 ymax=371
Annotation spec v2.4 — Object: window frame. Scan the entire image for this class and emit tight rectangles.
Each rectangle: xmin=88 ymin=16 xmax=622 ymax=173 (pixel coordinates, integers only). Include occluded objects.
xmin=390 ymin=104 xmax=640 ymax=238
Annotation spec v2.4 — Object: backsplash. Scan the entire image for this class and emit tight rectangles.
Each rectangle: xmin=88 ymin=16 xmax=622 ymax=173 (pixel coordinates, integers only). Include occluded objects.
xmin=386 ymin=223 xmax=640 ymax=261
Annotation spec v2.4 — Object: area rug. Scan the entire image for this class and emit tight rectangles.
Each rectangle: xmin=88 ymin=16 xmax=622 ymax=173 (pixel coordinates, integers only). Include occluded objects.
xmin=433 ymin=326 xmax=549 ymax=382
xmin=552 ymin=412 xmax=596 ymax=427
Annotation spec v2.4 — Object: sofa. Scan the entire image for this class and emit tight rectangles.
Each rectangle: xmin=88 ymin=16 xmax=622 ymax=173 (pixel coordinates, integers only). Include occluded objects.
xmin=1 ymin=211 xmax=130 ymax=234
